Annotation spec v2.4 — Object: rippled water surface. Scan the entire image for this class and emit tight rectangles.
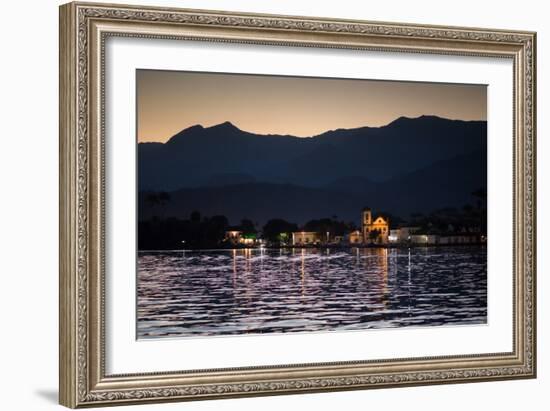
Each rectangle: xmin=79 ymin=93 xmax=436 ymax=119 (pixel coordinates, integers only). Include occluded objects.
xmin=137 ymin=247 xmax=487 ymax=339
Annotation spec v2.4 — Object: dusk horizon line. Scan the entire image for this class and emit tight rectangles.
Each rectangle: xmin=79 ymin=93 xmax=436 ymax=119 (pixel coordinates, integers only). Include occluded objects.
xmin=138 ymin=114 xmax=487 ymax=144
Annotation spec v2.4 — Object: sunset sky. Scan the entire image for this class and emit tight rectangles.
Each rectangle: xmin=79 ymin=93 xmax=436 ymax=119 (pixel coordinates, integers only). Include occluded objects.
xmin=137 ymin=69 xmax=487 ymax=143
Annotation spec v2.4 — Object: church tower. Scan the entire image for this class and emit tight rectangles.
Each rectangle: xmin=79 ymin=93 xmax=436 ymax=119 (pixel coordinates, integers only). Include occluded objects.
xmin=361 ymin=207 xmax=389 ymax=244
xmin=362 ymin=208 xmax=372 ymax=243
xmin=362 ymin=208 xmax=372 ymax=226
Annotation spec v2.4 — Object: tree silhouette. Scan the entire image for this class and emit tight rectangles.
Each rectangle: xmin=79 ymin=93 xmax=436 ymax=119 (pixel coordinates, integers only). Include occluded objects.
xmin=239 ymin=219 xmax=256 ymax=235
xmin=262 ymin=219 xmax=298 ymax=243
xmin=368 ymin=229 xmax=381 ymax=243
xmin=158 ymin=191 xmax=171 ymax=205
xmin=145 ymin=193 xmax=159 ymax=207
xmin=190 ymin=210 xmax=201 ymax=223
xmin=472 ymin=187 xmax=487 ymax=234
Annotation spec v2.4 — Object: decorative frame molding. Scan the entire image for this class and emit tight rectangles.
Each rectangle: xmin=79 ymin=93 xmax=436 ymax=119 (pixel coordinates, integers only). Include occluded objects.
xmin=59 ymin=2 xmax=536 ymax=408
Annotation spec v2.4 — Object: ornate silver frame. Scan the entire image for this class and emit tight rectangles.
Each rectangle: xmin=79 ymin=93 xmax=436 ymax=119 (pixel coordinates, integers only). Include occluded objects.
xmin=59 ymin=1 xmax=536 ymax=408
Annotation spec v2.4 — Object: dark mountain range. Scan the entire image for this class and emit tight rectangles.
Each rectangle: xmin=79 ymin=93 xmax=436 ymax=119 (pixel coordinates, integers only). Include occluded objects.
xmin=138 ymin=116 xmax=487 ymax=191
xmin=140 ymin=183 xmax=364 ymax=226
xmin=139 ymin=148 xmax=486 ymax=225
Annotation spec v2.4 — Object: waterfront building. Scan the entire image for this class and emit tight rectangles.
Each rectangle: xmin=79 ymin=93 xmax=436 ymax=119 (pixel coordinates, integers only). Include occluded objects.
xmin=362 ymin=208 xmax=390 ymax=244
xmin=348 ymin=230 xmax=363 ymax=244
xmin=407 ymin=233 xmax=482 ymax=245
xmin=225 ymin=230 xmax=243 ymax=245
xmin=388 ymin=229 xmax=400 ymax=243
xmin=410 ymin=234 xmax=439 ymax=245
xmin=292 ymin=231 xmax=322 ymax=245
xmin=388 ymin=226 xmax=421 ymax=243
xmin=225 ymin=230 xmax=259 ymax=246
xmin=240 ymin=234 xmax=257 ymax=245
xmin=438 ymin=234 xmax=480 ymax=245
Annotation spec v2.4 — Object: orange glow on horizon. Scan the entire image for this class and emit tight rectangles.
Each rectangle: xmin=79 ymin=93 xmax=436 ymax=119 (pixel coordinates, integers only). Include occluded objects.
xmin=137 ymin=70 xmax=487 ymax=143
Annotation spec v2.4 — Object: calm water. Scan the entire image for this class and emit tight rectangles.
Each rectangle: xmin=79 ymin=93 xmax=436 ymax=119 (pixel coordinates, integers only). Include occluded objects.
xmin=137 ymin=247 xmax=487 ymax=339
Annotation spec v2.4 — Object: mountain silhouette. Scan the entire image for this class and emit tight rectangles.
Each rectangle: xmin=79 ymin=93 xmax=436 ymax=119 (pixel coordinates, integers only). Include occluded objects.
xmin=139 ymin=154 xmax=486 ymax=225
xmin=138 ymin=116 xmax=487 ymax=192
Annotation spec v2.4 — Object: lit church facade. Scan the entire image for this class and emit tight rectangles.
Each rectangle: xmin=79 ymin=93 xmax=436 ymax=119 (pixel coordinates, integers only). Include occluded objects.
xmin=362 ymin=208 xmax=389 ymax=244
xmin=290 ymin=208 xmax=390 ymax=246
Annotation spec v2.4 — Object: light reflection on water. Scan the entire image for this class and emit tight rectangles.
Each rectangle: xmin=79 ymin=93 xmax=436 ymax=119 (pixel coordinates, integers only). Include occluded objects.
xmin=137 ymin=246 xmax=487 ymax=339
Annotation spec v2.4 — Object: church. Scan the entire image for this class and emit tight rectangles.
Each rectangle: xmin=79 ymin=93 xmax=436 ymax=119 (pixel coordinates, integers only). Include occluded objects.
xmin=361 ymin=207 xmax=390 ymax=244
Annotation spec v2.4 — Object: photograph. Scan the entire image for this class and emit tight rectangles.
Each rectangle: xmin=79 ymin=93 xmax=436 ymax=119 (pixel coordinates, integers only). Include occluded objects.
xmin=136 ymin=70 xmax=488 ymax=339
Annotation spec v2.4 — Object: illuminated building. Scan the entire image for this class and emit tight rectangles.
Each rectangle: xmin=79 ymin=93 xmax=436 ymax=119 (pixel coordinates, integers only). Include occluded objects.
xmin=362 ymin=208 xmax=390 ymax=244
xmin=349 ymin=230 xmax=363 ymax=244
xmin=225 ymin=230 xmax=243 ymax=245
xmin=291 ymin=231 xmax=322 ymax=245
xmin=388 ymin=226 xmax=420 ymax=243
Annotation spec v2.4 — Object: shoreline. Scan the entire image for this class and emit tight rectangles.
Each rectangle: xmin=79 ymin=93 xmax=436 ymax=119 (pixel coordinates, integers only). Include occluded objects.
xmin=138 ymin=243 xmax=487 ymax=253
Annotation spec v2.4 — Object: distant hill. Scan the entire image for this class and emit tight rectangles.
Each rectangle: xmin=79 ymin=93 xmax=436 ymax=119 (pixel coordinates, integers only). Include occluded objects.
xmin=139 ymin=149 xmax=486 ymax=225
xmin=371 ymin=148 xmax=486 ymax=215
xmin=138 ymin=116 xmax=487 ymax=191
xmin=139 ymin=183 xmax=364 ymax=226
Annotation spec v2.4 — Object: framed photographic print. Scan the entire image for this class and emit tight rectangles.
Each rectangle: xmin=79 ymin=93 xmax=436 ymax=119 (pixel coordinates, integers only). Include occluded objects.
xmin=59 ymin=2 xmax=537 ymax=408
